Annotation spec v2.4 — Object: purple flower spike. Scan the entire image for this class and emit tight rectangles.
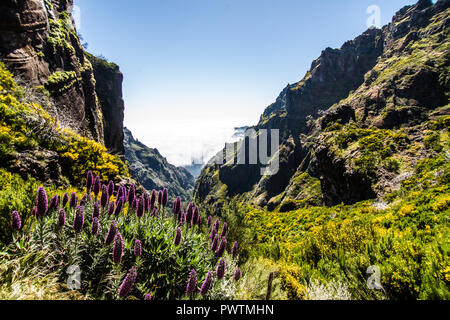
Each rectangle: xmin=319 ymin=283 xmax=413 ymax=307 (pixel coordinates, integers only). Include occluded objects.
xmin=107 ymin=181 xmax=114 ymax=199
xmin=117 ymin=187 xmax=124 ymax=204
xmin=93 ymin=201 xmax=100 ymax=219
xmin=152 ymin=206 xmax=158 ymax=217
xmin=73 ymin=206 xmax=85 ymax=233
xmin=174 ymin=227 xmax=182 ymax=246
xmin=216 ymin=258 xmax=226 ymax=280
xmin=157 ymin=190 xmax=163 ymax=206
xmin=144 ymin=191 xmax=150 ymax=212
xmin=118 ymin=266 xmax=137 ymax=298
xmin=186 ymin=269 xmax=197 ymax=295
xmin=211 ymin=234 xmax=219 ymax=251
xmin=128 ymin=185 xmax=136 ymax=205
xmin=69 ymin=192 xmax=78 ymax=209
xmin=93 ymin=176 xmax=101 ymax=196
xmin=137 ymin=196 xmax=145 ymax=218
xmin=234 ymin=267 xmax=242 ymax=281
xmin=62 ymin=193 xmax=69 ymax=207
xmin=31 ymin=207 xmax=37 ymax=217
xmin=101 ymin=185 xmax=109 ymax=208
xmin=232 ymin=241 xmax=238 ymax=258
xmin=36 ymin=186 xmax=48 ymax=217
xmin=134 ymin=239 xmax=142 ymax=257
xmin=193 ymin=206 xmax=199 ymax=225
xmin=220 ymin=222 xmax=228 ymax=238
xmin=112 ymin=233 xmax=124 ymax=264
xmin=144 ymin=293 xmax=152 ymax=300
xmin=162 ymin=188 xmax=168 ymax=206
xmin=150 ymin=189 xmax=156 ymax=207
xmin=207 ymin=216 xmax=212 ymax=227
xmin=209 ymin=226 xmax=217 ymax=240
xmin=215 ymin=237 xmax=227 ymax=257
xmin=86 ymin=170 xmax=94 ymax=192
xmin=131 ymin=197 xmax=138 ymax=211
xmin=49 ymin=195 xmax=59 ymax=211
xmin=91 ymin=217 xmax=99 ymax=235
xmin=200 ymin=271 xmax=213 ymax=296
xmin=174 ymin=196 xmax=181 ymax=215
xmin=105 ymin=220 xmax=118 ymax=245
xmin=114 ymin=199 xmax=123 ymax=216
xmin=11 ymin=211 xmax=21 ymax=231
xmin=80 ymin=193 xmax=87 ymax=207
xmin=107 ymin=202 xmax=115 ymax=216
xmin=57 ymin=208 xmax=66 ymax=228
xmin=179 ymin=211 xmax=185 ymax=226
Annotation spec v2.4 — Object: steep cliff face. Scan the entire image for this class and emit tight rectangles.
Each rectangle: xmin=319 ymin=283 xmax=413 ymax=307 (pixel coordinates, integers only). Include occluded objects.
xmin=0 ymin=0 xmax=124 ymax=153
xmin=124 ymin=128 xmax=195 ymax=201
xmin=195 ymin=0 xmax=449 ymax=213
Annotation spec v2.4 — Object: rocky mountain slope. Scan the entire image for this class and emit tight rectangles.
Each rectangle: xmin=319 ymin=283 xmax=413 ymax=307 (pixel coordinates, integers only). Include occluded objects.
xmin=195 ymin=0 xmax=449 ymax=213
xmin=0 ymin=0 xmax=124 ymax=153
xmin=124 ymin=128 xmax=195 ymax=200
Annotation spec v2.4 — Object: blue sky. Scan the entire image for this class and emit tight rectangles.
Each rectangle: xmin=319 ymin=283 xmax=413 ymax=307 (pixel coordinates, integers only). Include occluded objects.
xmin=74 ymin=0 xmax=416 ymax=166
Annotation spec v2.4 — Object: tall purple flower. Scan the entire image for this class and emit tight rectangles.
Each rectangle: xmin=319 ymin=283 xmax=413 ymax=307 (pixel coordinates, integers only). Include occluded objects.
xmin=162 ymin=188 xmax=168 ymax=207
xmin=179 ymin=211 xmax=185 ymax=226
xmin=234 ymin=267 xmax=242 ymax=281
xmin=220 ymin=222 xmax=228 ymax=238
xmin=207 ymin=216 xmax=212 ymax=227
xmin=128 ymin=185 xmax=136 ymax=205
xmin=197 ymin=214 xmax=202 ymax=225
xmin=93 ymin=176 xmax=101 ymax=197
xmin=186 ymin=269 xmax=197 ymax=295
xmin=80 ymin=193 xmax=87 ymax=207
xmin=216 ymin=258 xmax=226 ymax=280
xmin=150 ymin=189 xmax=156 ymax=208
xmin=118 ymin=266 xmax=137 ymax=298
xmin=114 ymin=199 xmax=123 ymax=216
xmin=213 ymin=219 xmax=220 ymax=233
xmin=36 ymin=186 xmax=48 ymax=217
xmin=174 ymin=227 xmax=182 ymax=246
xmin=131 ymin=197 xmax=137 ymax=211
xmin=157 ymin=190 xmax=163 ymax=206
xmin=175 ymin=196 xmax=181 ymax=215
xmin=186 ymin=204 xmax=193 ymax=226
xmin=152 ymin=206 xmax=158 ymax=217
xmin=107 ymin=202 xmax=115 ymax=216
xmin=86 ymin=170 xmax=94 ymax=193
xmin=62 ymin=192 xmax=69 ymax=207
xmin=73 ymin=206 xmax=85 ymax=233
xmin=193 ymin=206 xmax=199 ymax=225
xmin=209 ymin=226 xmax=217 ymax=240
xmin=134 ymin=239 xmax=142 ymax=257
xmin=143 ymin=191 xmax=150 ymax=212
xmin=200 ymin=271 xmax=213 ymax=296
xmin=211 ymin=234 xmax=219 ymax=251
xmin=69 ymin=192 xmax=78 ymax=209
xmin=112 ymin=233 xmax=124 ymax=264
xmin=215 ymin=237 xmax=227 ymax=257
xmin=117 ymin=186 xmax=124 ymax=205
xmin=101 ymin=185 xmax=109 ymax=208
xmin=11 ymin=211 xmax=21 ymax=231
xmin=93 ymin=201 xmax=100 ymax=219
xmin=144 ymin=293 xmax=152 ymax=300
xmin=105 ymin=220 xmax=118 ymax=245
xmin=57 ymin=208 xmax=66 ymax=228
xmin=91 ymin=217 xmax=99 ymax=235
xmin=107 ymin=180 xmax=114 ymax=199
xmin=49 ymin=195 xmax=59 ymax=211
xmin=137 ymin=196 xmax=145 ymax=218
xmin=31 ymin=207 xmax=37 ymax=217
xmin=232 ymin=241 xmax=238 ymax=258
